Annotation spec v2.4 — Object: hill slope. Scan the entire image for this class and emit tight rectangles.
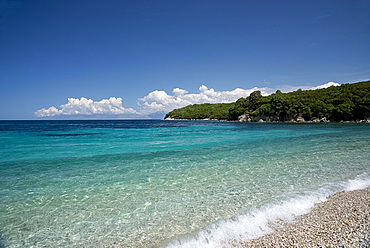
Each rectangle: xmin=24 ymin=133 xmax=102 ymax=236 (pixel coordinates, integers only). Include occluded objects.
xmin=165 ymin=81 xmax=370 ymax=122
xmin=165 ymin=102 xmax=234 ymax=120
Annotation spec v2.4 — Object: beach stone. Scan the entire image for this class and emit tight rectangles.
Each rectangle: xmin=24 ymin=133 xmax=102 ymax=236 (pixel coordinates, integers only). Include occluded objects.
xmin=241 ymin=187 xmax=370 ymax=248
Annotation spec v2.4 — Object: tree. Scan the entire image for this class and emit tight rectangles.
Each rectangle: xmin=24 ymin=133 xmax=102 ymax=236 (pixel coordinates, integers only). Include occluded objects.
xmin=249 ymin=91 xmax=263 ymax=112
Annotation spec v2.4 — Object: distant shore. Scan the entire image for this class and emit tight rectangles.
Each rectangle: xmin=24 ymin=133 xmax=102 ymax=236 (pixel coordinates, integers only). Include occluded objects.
xmin=164 ymin=117 xmax=370 ymax=123
xmin=241 ymin=187 xmax=370 ymax=247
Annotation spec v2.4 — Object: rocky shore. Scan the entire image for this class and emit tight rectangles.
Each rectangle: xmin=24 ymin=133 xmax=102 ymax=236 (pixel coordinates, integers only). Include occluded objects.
xmin=241 ymin=187 xmax=370 ymax=247
xmin=164 ymin=116 xmax=370 ymax=123
xmin=236 ymin=114 xmax=370 ymax=123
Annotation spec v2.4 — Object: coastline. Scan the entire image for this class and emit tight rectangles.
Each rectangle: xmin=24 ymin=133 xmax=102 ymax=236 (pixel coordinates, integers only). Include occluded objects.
xmin=241 ymin=187 xmax=370 ymax=247
xmin=164 ymin=117 xmax=370 ymax=123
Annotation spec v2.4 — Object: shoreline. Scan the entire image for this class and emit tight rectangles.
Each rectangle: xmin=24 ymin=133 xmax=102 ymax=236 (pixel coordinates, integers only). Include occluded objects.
xmin=163 ymin=118 xmax=370 ymax=123
xmin=240 ymin=187 xmax=370 ymax=247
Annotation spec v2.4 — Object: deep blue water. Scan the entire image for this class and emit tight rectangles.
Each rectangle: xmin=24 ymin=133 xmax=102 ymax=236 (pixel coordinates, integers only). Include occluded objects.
xmin=0 ymin=120 xmax=369 ymax=247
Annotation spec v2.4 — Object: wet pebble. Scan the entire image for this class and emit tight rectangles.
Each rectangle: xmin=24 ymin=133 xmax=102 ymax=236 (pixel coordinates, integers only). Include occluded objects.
xmin=241 ymin=187 xmax=370 ymax=247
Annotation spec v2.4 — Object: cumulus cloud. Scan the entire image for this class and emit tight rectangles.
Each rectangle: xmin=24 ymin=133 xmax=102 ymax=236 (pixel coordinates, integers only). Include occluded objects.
xmin=138 ymin=85 xmax=274 ymax=115
xmin=35 ymin=97 xmax=137 ymax=117
xmin=280 ymin=81 xmax=340 ymax=93
xmin=35 ymin=81 xmax=341 ymax=119
xmin=172 ymin=88 xmax=188 ymax=96
xmin=309 ymin=81 xmax=340 ymax=90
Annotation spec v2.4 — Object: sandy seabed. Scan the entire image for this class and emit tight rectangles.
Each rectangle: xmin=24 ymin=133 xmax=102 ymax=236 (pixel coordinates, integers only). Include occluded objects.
xmin=240 ymin=187 xmax=370 ymax=247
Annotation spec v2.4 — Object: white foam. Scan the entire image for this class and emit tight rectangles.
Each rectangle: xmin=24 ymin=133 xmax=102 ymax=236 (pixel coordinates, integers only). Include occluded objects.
xmin=344 ymin=173 xmax=370 ymax=191
xmin=166 ymin=173 xmax=370 ymax=248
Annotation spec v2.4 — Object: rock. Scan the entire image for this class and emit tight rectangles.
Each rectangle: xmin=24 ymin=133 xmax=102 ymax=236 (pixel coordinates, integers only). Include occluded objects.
xmin=320 ymin=117 xmax=329 ymax=122
xmin=238 ymin=114 xmax=247 ymax=122
xmin=238 ymin=114 xmax=252 ymax=122
xmin=311 ymin=117 xmax=320 ymax=123
xmin=296 ymin=117 xmax=306 ymax=123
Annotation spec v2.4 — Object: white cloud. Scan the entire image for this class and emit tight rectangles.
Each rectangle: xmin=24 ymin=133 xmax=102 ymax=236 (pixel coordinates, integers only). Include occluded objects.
xmin=35 ymin=81 xmax=341 ymax=118
xmin=280 ymin=81 xmax=340 ymax=93
xmin=35 ymin=97 xmax=137 ymax=117
xmin=138 ymin=85 xmax=274 ymax=115
xmin=309 ymin=81 xmax=340 ymax=90
xmin=172 ymin=88 xmax=188 ymax=96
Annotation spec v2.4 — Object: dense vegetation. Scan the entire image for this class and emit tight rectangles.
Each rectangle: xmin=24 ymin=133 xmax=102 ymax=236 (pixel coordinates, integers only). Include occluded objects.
xmin=165 ymin=102 xmax=235 ymax=120
xmin=165 ymin=81 xmax=370 ymax=122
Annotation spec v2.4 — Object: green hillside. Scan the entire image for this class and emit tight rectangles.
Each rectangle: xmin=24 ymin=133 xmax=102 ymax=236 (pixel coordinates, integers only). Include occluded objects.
xmin=165 ymin=102 xmax=234 ymax=120
xmin=165 ymin=81 xmax=370 ymax=122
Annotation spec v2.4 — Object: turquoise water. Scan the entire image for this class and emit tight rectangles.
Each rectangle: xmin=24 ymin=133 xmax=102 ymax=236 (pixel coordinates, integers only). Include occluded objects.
xmin=0 ymin=120 xmax=369 ymax=247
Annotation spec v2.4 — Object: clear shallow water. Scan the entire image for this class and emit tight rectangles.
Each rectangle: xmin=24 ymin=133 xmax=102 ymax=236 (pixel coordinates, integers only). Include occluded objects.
xmin=0 ymin=120 xmax=369 ymax=247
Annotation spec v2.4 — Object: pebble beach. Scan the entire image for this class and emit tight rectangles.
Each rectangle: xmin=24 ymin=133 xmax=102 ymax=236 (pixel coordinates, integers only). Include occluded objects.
xmin=241 ymin=187 xmax=370 ymax=248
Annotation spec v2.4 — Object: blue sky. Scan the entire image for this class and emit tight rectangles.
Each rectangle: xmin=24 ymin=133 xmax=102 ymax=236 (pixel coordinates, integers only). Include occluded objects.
xmin=1 ymin=0 xmax=369 ymax=119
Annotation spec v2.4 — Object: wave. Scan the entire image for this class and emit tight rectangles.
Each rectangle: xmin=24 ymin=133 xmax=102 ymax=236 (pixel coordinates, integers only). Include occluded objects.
xmin=166 ymin=173 xmax=370 ymax=248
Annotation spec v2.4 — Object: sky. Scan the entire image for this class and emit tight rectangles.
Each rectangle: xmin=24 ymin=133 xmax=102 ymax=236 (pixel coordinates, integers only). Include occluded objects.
xmin=1 ymin=0 xmax=369 ymax=119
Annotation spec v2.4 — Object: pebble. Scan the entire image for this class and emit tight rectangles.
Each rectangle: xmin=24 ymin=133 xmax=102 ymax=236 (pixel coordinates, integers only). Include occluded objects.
xmin=241 ymin=187 xmax=370 ymax=247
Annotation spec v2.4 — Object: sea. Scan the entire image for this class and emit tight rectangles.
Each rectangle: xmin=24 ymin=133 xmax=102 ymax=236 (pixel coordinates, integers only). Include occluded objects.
xmin=0 ymin=120 xmax=369 ymax=248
